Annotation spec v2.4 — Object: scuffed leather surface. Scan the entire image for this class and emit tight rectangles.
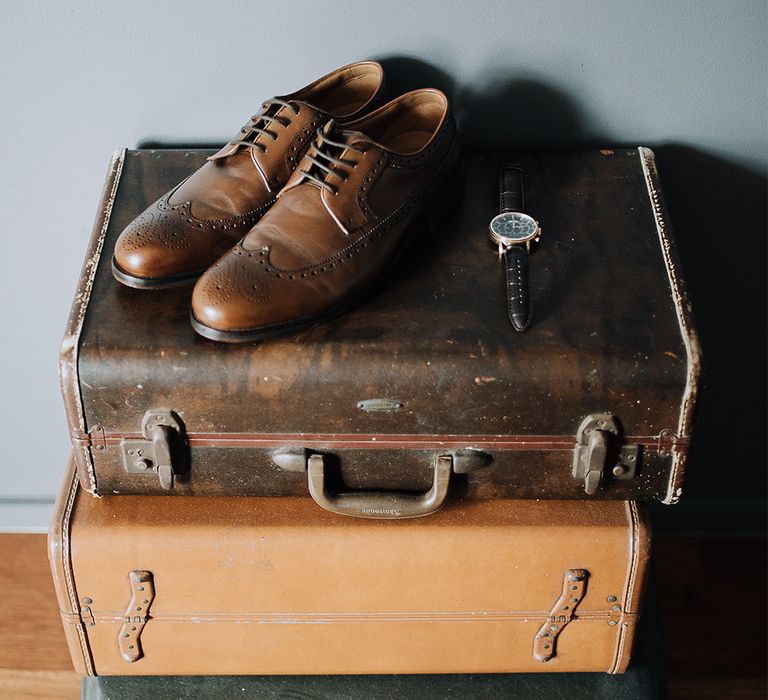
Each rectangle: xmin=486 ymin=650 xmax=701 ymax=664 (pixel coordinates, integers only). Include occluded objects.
xmin=72 ymin=148 xmax=694 ymax=498
xmin=51 ymin=459 xmax=650 ymax=676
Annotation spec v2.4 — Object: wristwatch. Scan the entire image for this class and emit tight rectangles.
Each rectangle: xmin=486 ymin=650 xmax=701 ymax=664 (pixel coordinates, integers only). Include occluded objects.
xmin=488 ymin=164 xmax=542 ymax=332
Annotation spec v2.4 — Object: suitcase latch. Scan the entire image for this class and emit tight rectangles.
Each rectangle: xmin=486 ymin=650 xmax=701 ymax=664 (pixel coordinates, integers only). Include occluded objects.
xmin=533 ymin=568 xmax=589 ymax=662
xmin=121 ymin=409 xmax=185 ymax=490
xmin=572 ymin=414 xmax=639 ymax=495
xmin=118 ymin=570 xmax=154 ymax=663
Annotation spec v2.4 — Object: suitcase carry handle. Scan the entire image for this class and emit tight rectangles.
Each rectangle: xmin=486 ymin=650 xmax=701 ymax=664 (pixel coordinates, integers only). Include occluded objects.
xmin=306 ymin=454 xmax=452 ymax=519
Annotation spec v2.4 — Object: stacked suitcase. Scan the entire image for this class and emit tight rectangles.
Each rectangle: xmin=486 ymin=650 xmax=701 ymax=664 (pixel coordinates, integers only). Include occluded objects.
xmin=50 ymin=147 xmax=699 ymax=681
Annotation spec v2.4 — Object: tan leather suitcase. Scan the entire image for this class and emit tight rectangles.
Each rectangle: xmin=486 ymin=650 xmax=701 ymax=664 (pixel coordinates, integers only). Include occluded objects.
xmin=49 ymin=457 xmax=650 ymax=676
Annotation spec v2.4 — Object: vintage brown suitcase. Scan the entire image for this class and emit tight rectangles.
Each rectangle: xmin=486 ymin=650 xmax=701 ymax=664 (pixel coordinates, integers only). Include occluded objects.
xmin=49 ymin=457 xmax=650 ymax=676
xmin=60 ymin=147 xmax=699 ymax=508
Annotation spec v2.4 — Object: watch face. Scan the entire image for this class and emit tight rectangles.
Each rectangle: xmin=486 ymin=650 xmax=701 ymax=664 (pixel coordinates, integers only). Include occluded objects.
xmin=489 ymin=212 xmax=539 ymax=245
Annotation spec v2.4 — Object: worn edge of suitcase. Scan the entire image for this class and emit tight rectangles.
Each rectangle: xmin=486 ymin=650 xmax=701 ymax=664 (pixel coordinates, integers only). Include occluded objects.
xmin=610 ymin=499 xmax=651 ymax=673
xmin=48 ymin=459 xmax=96 ymax=675
xmin=638 ymin=147 xmax=702 ymax=504
xmin=59 ymin=148 xmax=700 ymax=502
xmin=59 ymin=148 xmax=126 ymax=496
xmin=49 ymin=457 xmax=650 ymax=677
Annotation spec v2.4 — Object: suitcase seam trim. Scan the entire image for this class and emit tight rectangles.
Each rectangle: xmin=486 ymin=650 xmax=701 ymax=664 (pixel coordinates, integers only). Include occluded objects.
xmin=61 ymin=469 xmax=96 ymax=676
xmin=626 ymin=500 xmax=641 ymax=609
xmin=639 ymin=147 xmax=702 ymax=504
xmin=611 ymin=622 xmax=629 ymax=674
xmin=65 ymin=148 xmax=126 ymax=496
xmin=610 ymin=500 xmax=641 ymax=673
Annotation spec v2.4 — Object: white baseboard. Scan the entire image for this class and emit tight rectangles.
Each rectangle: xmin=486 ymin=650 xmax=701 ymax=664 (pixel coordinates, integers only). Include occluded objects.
xmin=0 ymin=500 xmax=55 ymax=533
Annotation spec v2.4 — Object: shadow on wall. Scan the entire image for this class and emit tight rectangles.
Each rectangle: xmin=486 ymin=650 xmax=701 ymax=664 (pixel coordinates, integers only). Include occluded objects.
xmin=139 ymin=55 xmax=767 ymax=533
xmin=376 ymin=55 xmax=588 ymax=148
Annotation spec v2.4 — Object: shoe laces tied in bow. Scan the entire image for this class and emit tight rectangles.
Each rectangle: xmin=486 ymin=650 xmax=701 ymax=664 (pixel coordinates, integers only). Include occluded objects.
xmin=300 ymin=122 xmax=367 ymax=195
xmin=231 ymin=98 xmax=301 ymax=153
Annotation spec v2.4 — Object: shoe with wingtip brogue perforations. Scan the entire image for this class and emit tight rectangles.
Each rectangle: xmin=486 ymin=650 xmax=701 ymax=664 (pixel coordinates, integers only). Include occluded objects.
xmin=112 ymin=61 xmax=385 ymax=289
xmin=191 ymin=89 xmax=462 ymax=342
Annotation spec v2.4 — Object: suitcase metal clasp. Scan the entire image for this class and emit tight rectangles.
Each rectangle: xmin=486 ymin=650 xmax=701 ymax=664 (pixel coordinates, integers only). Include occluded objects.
xmin=120 ymin=409 xmax=186 ymax=490
xmin=533 ymin=568 xmax=589 ymax=662
xmin=118 ymin=570 xmax=154 ymax=663
xmin=572 ymin=414 xmax=639 ymax=495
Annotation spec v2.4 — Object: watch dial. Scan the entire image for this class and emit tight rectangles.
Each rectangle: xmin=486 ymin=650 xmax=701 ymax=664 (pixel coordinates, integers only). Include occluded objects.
xmin=490 ymin=212 xmax=538 ymax=242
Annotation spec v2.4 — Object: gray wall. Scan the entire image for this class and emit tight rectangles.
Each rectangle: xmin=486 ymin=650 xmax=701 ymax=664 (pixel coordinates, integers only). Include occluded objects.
xmin=0 ymin=1 xmax=765 ymax=529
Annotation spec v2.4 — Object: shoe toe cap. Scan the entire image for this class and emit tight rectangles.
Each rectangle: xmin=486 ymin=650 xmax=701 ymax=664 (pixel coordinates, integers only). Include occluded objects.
xmin=191 ymin=250 xmax=277 ymax=332
xmin=114 ymin=204 xmax=233 ymax=281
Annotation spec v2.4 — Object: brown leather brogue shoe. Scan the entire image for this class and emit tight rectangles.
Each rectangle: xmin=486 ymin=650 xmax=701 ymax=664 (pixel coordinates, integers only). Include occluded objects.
xmin=191 ymin=89 xmax=462 ymax=342
xmin=112 ymin=61 xmax=385 ymax=288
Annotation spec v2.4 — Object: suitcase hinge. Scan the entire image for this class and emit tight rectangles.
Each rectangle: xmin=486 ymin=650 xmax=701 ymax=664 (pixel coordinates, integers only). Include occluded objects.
xmin=118 ymin=570 xmax=154 ymax=663
xmin=120 ymin=409 xmax=186 ymax=490
xmin=572 ymin=414 xmax=639 ymax=495
xmin=533 ymin=568 xmax=589 ymax=662
xmin=80 ymin=597 xmax=95 ymax=628
xmin=657 ymin=429 xmax=678 ymax=458
xmin=88 ymin=424 xmax=107 ymax=452
xmin=271 ymin=447 xmax=492 ymax=474
xmin=606 ymin=594 xmax=623 ymax=626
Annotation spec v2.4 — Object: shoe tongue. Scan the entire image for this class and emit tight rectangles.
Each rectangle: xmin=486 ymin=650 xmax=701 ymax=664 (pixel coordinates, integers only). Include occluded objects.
xmin=281 ymin=120 xmax=374 ymax=196
xmin=288 ymin=98 xmax=320 ymax=115
xmin=320 ymin=120 xmax=374 ymax=152
xmin=337 ymin=127 xmax=372 ymax=148
xmin=309 ymin=121 xmax=369 ymax=159
xmin=209 ymin=97 xmax=318 ymax=163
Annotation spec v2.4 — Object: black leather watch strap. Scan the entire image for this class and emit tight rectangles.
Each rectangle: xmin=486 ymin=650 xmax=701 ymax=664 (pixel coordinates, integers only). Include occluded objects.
xmin=503 ymin=241 xmax=532 ymax=332
xmin=499 ymin=165 xmax=524 ymax=213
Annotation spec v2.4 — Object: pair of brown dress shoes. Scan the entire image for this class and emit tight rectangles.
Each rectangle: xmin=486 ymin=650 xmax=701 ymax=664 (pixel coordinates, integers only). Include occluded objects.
xmin=112 ymin=61 xmax=462 ymax=342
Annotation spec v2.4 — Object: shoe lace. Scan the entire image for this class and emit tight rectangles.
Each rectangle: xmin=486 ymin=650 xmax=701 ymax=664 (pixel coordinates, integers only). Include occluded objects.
xmin=231 ymin=98 xmax=300 ymax=153
xmin=299 ymin=122 xmax=366 ymax=195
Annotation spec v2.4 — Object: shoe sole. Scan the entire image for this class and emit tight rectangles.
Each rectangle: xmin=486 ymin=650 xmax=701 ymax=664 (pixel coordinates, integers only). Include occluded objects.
xmin=190 ymin=168 xmax=465 ymax=344
xmin=111 ymin=258 xmax=204 ymax=290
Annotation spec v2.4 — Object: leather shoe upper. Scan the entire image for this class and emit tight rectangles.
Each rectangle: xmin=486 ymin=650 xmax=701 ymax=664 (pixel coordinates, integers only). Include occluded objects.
xmin=113 ymin=61 xmax=385 ymax=287
xmin=191 ymin=89 xmax=461 ymax=340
